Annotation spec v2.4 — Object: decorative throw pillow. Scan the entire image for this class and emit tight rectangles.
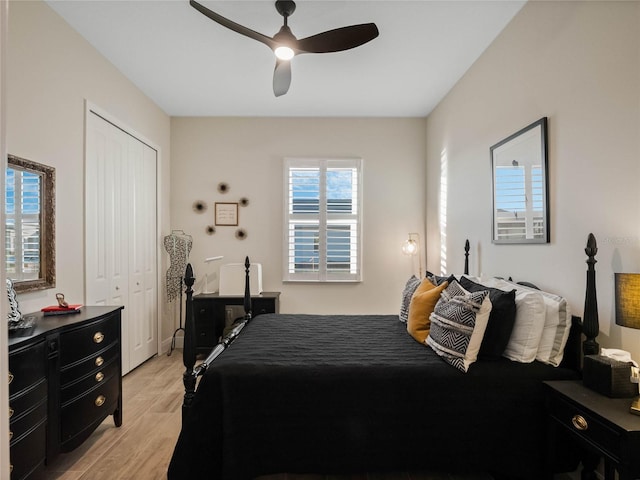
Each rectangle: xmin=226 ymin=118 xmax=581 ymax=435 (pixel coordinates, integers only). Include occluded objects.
xmin=426 ymin=281 xmax=492 ymax=372
xmin=500 ymin=280 xmax=572 ymax=366
xmin=483 ymin=277 xmax=546 ymax=363
xmin=459 ymin=276 xmax=517 ymax=360
xmin=426 ymin=271 xmax=455 ymax=286
xmin=399 ymin=275 xmax=421 ymax=323
xmin=407 ymin=280 xmax=448 ymax=344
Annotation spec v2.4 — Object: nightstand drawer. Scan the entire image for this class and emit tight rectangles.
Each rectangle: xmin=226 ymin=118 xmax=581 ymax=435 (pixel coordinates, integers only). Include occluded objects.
xmin=548 ymin=392 xmax=623 ymax=462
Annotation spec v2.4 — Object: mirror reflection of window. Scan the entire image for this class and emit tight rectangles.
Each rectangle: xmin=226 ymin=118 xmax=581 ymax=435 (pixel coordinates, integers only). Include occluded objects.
xmin=494 ymin=164 xmax=544 ymax=241
xmin=491 ymin=117 xmax=549 ymax=244
xmin=6 ymin=166 xmax=42 ymax=281
xmin=5 ymin=154 xmax=56 ymax=292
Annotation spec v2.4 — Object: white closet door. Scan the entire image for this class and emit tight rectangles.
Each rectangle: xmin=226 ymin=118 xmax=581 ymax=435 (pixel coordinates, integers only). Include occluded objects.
xmin=86 ymin=110 xmax=158 ymax=375
xmin=128 ymin=138 xmax=158 ymax=368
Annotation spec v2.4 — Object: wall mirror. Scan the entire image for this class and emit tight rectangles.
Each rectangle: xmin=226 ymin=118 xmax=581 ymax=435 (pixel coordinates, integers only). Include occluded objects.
xmin=6 ymin=154 xmax=56 ymax=292
xmin=491 ymin=117 xmax=549 ymax=244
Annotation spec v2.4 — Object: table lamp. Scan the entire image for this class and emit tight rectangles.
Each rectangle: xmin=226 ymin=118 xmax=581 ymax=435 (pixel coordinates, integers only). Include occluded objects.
xmin=614 ymin=272 xmax=640 ymax=415
xmin=203 ymin=255 xmax=224 ymax=294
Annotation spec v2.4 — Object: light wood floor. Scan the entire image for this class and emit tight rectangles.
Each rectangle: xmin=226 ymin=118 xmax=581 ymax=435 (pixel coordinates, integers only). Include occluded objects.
xmin=42 ymin=352 xmax=574 ymax=480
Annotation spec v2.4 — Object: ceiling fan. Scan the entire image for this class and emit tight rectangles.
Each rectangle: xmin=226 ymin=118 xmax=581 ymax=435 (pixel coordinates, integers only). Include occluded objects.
xmin=190 ymin=0 xmax=379 ymax=97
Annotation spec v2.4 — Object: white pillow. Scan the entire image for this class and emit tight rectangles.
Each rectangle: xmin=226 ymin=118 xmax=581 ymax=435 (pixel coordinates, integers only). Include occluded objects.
xmin=504 ymin=281 xmax=572 ymax=366
xmin=483 ymin=278 xmax=546 ymax=363
xmin=426 ymin=281 xmax=492 ymax=372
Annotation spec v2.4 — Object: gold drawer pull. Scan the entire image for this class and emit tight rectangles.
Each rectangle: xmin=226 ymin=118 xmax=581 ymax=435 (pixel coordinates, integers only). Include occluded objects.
xmin=10 ymin=465 xmax=13 ymax=473
xmin=95 ymin=356 xmax=104 ymax=367
xmin=572 ymin=414 xmax=589 ymax=431
xmin=8 ymin=372 xmax=14 ymax=385
xmin=95 ymin=395 xmax=106 ymax=407
xmin=9 ymin=408 xmax=14 ymax=419
xmin=93 ymin=332 xmax=105 ymax=344
xmin=95 ymin=372 xmax=105 ymax=382
xmin=9 ymin=430 xmax=13 ymax=441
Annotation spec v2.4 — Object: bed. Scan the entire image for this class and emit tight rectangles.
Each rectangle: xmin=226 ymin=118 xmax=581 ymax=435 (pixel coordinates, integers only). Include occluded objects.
xmin=168 ymin=235 xmax=601 ymax=480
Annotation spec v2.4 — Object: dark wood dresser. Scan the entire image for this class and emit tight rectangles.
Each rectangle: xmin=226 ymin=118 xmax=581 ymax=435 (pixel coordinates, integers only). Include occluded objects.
xmin=8 ymin=306 xmax=123 ymax=479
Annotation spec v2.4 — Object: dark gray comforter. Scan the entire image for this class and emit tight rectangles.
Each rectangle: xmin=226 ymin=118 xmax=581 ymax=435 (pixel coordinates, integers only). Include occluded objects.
xmin=168 ymin=314 xmax=580 ymax=480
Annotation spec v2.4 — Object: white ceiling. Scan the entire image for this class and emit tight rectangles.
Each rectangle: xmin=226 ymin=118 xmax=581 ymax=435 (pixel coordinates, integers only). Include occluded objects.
xmin=45 ymin=0 xmax=525 ymax=117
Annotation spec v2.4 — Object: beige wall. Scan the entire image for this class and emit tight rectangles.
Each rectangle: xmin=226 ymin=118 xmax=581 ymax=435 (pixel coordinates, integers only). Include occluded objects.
xmin=171 ymin=117 xmax=426 ymax=314
xmin=426 ymin=1 xmax=640 ymax=359
xmin=6 ymin=1 xmax=173 ymax=341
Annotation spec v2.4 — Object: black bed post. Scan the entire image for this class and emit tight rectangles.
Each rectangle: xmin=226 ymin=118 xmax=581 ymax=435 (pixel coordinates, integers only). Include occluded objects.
xmin=243 ymin=256 xmax=252 ymax=321
xmin=182 ymin=263 xmax=197 ymax=422
xmin=464 ymin=239 xmax=470 ymax=276
xmin=582 ymin=233 xmax=600 ymax=356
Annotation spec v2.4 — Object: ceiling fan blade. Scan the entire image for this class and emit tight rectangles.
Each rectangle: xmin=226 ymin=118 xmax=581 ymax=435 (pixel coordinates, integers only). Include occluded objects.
xmin=296 ymin=23 xmax=379 ymax=54
xmin=273 ymin=59 xmax=292 ymax=97
xmin=190 ymin=0 xmax=277 ymax=49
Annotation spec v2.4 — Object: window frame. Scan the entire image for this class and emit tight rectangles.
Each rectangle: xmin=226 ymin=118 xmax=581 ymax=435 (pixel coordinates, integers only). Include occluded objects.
xmin=283 ymin=157 xmax=363 ymax=283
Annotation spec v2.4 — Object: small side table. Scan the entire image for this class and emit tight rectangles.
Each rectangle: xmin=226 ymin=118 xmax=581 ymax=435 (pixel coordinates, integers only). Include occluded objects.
xmin=192 ymin=292 xmax=280 ymax=353
xmin=545 ymin=380 xmax=640 ymax=480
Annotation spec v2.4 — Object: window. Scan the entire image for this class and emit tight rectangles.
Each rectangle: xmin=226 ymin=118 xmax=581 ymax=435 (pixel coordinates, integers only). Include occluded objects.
xmin=283 ymin=158 xmax=362 ymax=282
xmin=6 ymin=167 xmax=41 ymax=281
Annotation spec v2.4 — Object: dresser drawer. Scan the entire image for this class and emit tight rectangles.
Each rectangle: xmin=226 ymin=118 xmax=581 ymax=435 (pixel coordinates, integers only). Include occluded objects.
xmin=60 ymin=374 xmax=119 ymax=443
xmin=9 ymin=378 xmax=46 ymax=425
xmin=9 ymin=419 xmax=46 ymax=480
xmin=9 ymin=397 xmax=47 ymax=445
xmin=8 ymin=340 xmax=46 ymax=396
xmin=60 ymin=341 xmax=118 ymax=387
xmin=61 ymin=356 xmax=119 ymax=404
xmin=548 ymin=392 xmax=623 ymax=462
xmin=59 ymin=314 xmax=119 ymax=366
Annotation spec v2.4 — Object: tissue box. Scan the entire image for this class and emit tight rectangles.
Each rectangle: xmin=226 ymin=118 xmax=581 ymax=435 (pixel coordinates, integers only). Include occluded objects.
xmin=219 ymin=263 xmax=263 ymax=296
xmin=583 ymin=355 xmax=638 ymax=398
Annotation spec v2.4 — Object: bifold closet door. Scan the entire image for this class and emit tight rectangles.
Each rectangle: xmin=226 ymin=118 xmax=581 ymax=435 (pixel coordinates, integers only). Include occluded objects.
xmin=85 ymin=110 xmax=158 ymax=375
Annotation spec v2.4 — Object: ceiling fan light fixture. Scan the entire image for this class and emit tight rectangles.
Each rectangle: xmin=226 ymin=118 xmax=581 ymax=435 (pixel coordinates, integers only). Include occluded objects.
xmin=275 ymin=45 xmax=295 ymax=61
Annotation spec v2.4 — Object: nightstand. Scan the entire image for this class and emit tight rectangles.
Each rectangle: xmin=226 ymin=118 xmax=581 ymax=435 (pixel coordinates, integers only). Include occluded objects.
xmin=545 ymin=380 xmax=640 ymax=480
xmin=192 ymin=292 xmax=280 ymax=353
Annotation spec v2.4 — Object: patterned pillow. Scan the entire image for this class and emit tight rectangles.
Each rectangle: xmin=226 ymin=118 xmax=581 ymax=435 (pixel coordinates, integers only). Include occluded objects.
xmin=426 ymin=271 xmax=455 ymax=286
xmin=426 ymin=281 xmax=492 ymax=372
xmin=399 ymin=275 xmax=421 ymax=323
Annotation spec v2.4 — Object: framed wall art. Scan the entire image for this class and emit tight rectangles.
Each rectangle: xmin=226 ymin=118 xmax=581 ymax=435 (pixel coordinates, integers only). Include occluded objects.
xmin=215 ymin=202 xmax=239 ymax=226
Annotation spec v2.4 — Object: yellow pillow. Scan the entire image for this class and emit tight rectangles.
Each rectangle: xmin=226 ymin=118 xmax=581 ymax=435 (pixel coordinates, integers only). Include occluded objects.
xmin=413 ymin=277 xmax=437 ymax=296
xmin=407 ymin=280 xmax=449 ymax=344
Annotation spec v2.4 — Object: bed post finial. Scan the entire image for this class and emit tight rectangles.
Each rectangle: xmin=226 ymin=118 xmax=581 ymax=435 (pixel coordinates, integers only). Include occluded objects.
xmin=244 ymin=256 xmax=252 ymax=321
xmin=583 ymin=233 xmax=599 ymax=356
xmin=464 ymin=239 xmax=470 ymax=276
xmin=182 ymin=263 xmax=197 ymax=423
